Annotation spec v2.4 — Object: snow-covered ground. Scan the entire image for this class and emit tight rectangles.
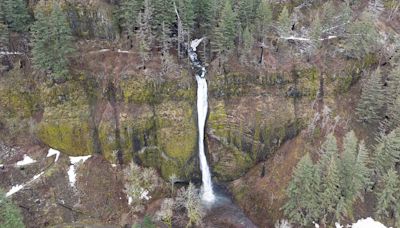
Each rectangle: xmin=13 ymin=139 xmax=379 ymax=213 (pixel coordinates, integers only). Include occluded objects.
xmin=68 ymin=155 xmax=92 ymax=187
xmin=46 ymin=148 xmax=60 ymax=162
xmin=314 ymin=217 xmax=388 ymax=228
xmin=16 ymin=154 xmax=36 ymax=166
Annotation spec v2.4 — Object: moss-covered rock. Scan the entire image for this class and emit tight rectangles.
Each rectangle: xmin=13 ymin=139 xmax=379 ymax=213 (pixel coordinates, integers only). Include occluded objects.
xmin=36 ymin=81 xmax=94 ymax=156
xmin=153 ymin=101 xmax=197 ymax=179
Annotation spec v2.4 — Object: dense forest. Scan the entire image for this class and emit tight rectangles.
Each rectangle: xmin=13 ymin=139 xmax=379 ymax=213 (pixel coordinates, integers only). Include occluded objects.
xmin=0 ymin=0 xmax=400 ymax=227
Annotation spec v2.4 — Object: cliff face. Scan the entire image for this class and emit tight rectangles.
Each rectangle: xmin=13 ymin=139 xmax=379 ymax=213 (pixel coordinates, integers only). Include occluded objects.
xmin=1 ymin=0 xmax=393 ymax=226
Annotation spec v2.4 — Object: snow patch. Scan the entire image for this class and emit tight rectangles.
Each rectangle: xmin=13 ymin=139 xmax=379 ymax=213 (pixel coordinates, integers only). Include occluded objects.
xmin=6 ymin=185 xmax=24 ymax=197
xmin=67 ymin=155 xmax=91 ymax=187
xmin=70 ymin=155 xmax=91 ymax=164
xmin=190 ymin=38 xmax=204 ymax=51
xmin=128 ymin=196 xmax=132 ymax=205
xmin=0 ymin=51 xmax=23 ymax=55
xmin=117 ymin=49 xmax=130 ymax=53
xmin=351 ymin=217 xmax=387 ymax=228
xmin=335 ymin=222 xmax=343 ymax=228
xmin=47 ymin=148 xmax=60 ymax=162
xmin=33 ymin=171 xmax=44 ymax=180
xmin=67 ymin=165 xmax=76 ymax=187
xmin=140 ymin=189 xmax=151 ymax=200
xmin=313 ymin=221 xmax=320 ymax=228
xmin=16 ymin=155 xmax=36 ymax=166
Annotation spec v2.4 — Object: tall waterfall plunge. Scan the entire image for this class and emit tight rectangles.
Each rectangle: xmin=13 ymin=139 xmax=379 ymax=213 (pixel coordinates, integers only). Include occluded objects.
xmin=189 ymin=38 xmax=215 ymax=202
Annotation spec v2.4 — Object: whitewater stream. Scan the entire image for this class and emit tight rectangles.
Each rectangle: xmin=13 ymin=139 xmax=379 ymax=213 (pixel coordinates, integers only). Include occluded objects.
xmin=189 ymin=38 xmax=215 ymax=202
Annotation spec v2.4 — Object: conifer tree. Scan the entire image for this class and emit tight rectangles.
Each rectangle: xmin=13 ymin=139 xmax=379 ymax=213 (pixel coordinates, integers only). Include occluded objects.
xmin=0 ymin=6 xmax=8 ymax=50
xmin=2 ymin=0 xmax=31 ymax=32
xmin=240 ymin=26 xmax=254 ymax=65
xmin=177 ymin=0 xmax=195 ymax=31
xmin=277 ymin=6 xmax=291 ymax=37
xmin=356 ymin=68 xmax=385 ymax=123
xmin=212 ymin=0 xmax=237 ymax=54
xmin=386 ymin=66 xmax=400 ymax=128
xmin=318 ymin=133 xmax=339 ymax=174
xmin=136 ymin=0 xmax=154 ymax=67
xmin=340 ymin=131 xmax=358 ymax=202
xmin=31 ymin=3 xmax=75 ymax=80
xmin=321 ymin=155 xmax=342 ymax=223
xmin=375 ymin=168 xmax=400 ymax=225
xmin=283 ymin=154 xmax=321 ymax=226
xmin=152 ymin=0 xmax=175 ymax=38
xmin=374 ymin=128 xmax=400 ymax=176
xmin=339 ymin=132 xmax=371 ymax=217
xmin=193 ymin=0 xmax=213 ymax=35
xmin=50 ymin=4 xmax=76 ymax=78
xmin=346 ymin=12 xmax=379 ymax=59
xmin=0 ymin=189 xmax=25 ymax=228
xmin=117 ymin=0 xmax=143 ymax=35
xmin=255 ymin=0 xmax=272 ymax=42
xmin=237 ymin=0 xmax=255 ymax=30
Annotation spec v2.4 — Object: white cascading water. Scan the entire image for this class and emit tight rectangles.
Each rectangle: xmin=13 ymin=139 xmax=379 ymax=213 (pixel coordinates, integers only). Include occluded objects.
xmin=189 ymin=38 xmax=215 ymax=202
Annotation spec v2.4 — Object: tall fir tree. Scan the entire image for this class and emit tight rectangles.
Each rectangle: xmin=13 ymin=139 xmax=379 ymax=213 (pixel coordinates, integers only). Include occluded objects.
xmin=356 ymin=68 xmax=385 ymax=123
xmin=50 ymin=3 xmax=76 ymax=78
xmin=193 ymin=0 xmax=213 ymax=35
xmin=386 ymin=66 xmax=400 ymax=129
xmin=212 ymin=0 xmax=237 ymax=54
xmin=0 ymin=189 xmax=25 ymax=228
xmin=283 ymin=154 xmax=322 ymax=226
xmin=2 ymin=0 xmax=31 ymax=32
xmin=152 ymin=0 xmax=175 ymax=38
xmin=117 ymin=0 xmax=143 ymax=36
xmin=374 ymin=128 xmax=400 ymax=176
xmin=346 ymin=12 xmax=379 ymax=59
xmin=136 ymin=0 xmax=154 ymax=66
xmin=255 ymin=0 xmax=272 ymax=42
xmin=277 ymin=6 xmax=291 ymax=37
xmin=239 ymin=26 xmax=254 ymax=65
xmin=0 ymin=4 xmax=9 ymax=50
xmin=375 ymin=168 xmax=400 ymax=226
xmin=177 ymin=0 xmax=194 ymax=31
xmin=339 ymin=131 xmax=371 ymax=217
xmin=31 ymin=3 xmax=75 ymax=80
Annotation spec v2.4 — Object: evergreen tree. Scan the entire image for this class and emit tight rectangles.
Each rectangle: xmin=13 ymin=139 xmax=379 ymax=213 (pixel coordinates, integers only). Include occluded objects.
xmin=212 ymin=0 xmax=237 ymax=54
xmin=340 ymin=131 xmax=358 ymax=204
xmin=346 ymin=12 xmax=379 ymax=59
xmin=321 ymin=154 xmax=342 ymax=223
xmin=255 ymin=0 xmax=272 ymax=42
xmin=31 ymin=7 xmax=51 ymax=71
xmin=193 ymin=0 xmax=213 ymax=35
xmin=283 ymin=154 xmax=322 ymax=226
xmin=2 ymin=0 xmax=31 ymax=32
xmin=31 ymin=3 xmax=75 ymax=80
xmin=177 ymin=0 xmax=195 ymax=31
xmin=117 ymin=0 xmax=143 ymax=36
xmin=318 ymin=133 xmax=339 ymax=174
xmin=136 ymin=0 xmax=154 ymax=67
xmin=237 ymin=0 xmax=255 ymax=30
xmin=356 ymin=68 xmax=385 ymax=123
xmin=0 ymin=5 xmax=9 ymax=50
xmin=375 ymin=169 xmax=400 ymax=225
xmin=50 ymin=4 xmax=76 ymax=78
xmin=277 ymin=6 xmax=291 ymax=37
xmin=239 ymin=26 xmax=254 ymax=65
xmin=0 ymin=189 xmax=25 ymax=228
xmin=354 ymin=141 xmax=372 ymax=195
xmin=374 ymin=128 xmax=400 ymax=176
xmin=386 ymin=66 xmax=400 ymax=129
xmin=152 ymin=0 xmax=175 ymax=38
xmin=339 ymin=132 xmax=371 ymax=217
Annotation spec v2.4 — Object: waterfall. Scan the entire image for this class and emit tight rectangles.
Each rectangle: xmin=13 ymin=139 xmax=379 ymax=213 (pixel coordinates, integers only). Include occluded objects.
xmin=189 ymin=38 xmax=216 ymax=202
